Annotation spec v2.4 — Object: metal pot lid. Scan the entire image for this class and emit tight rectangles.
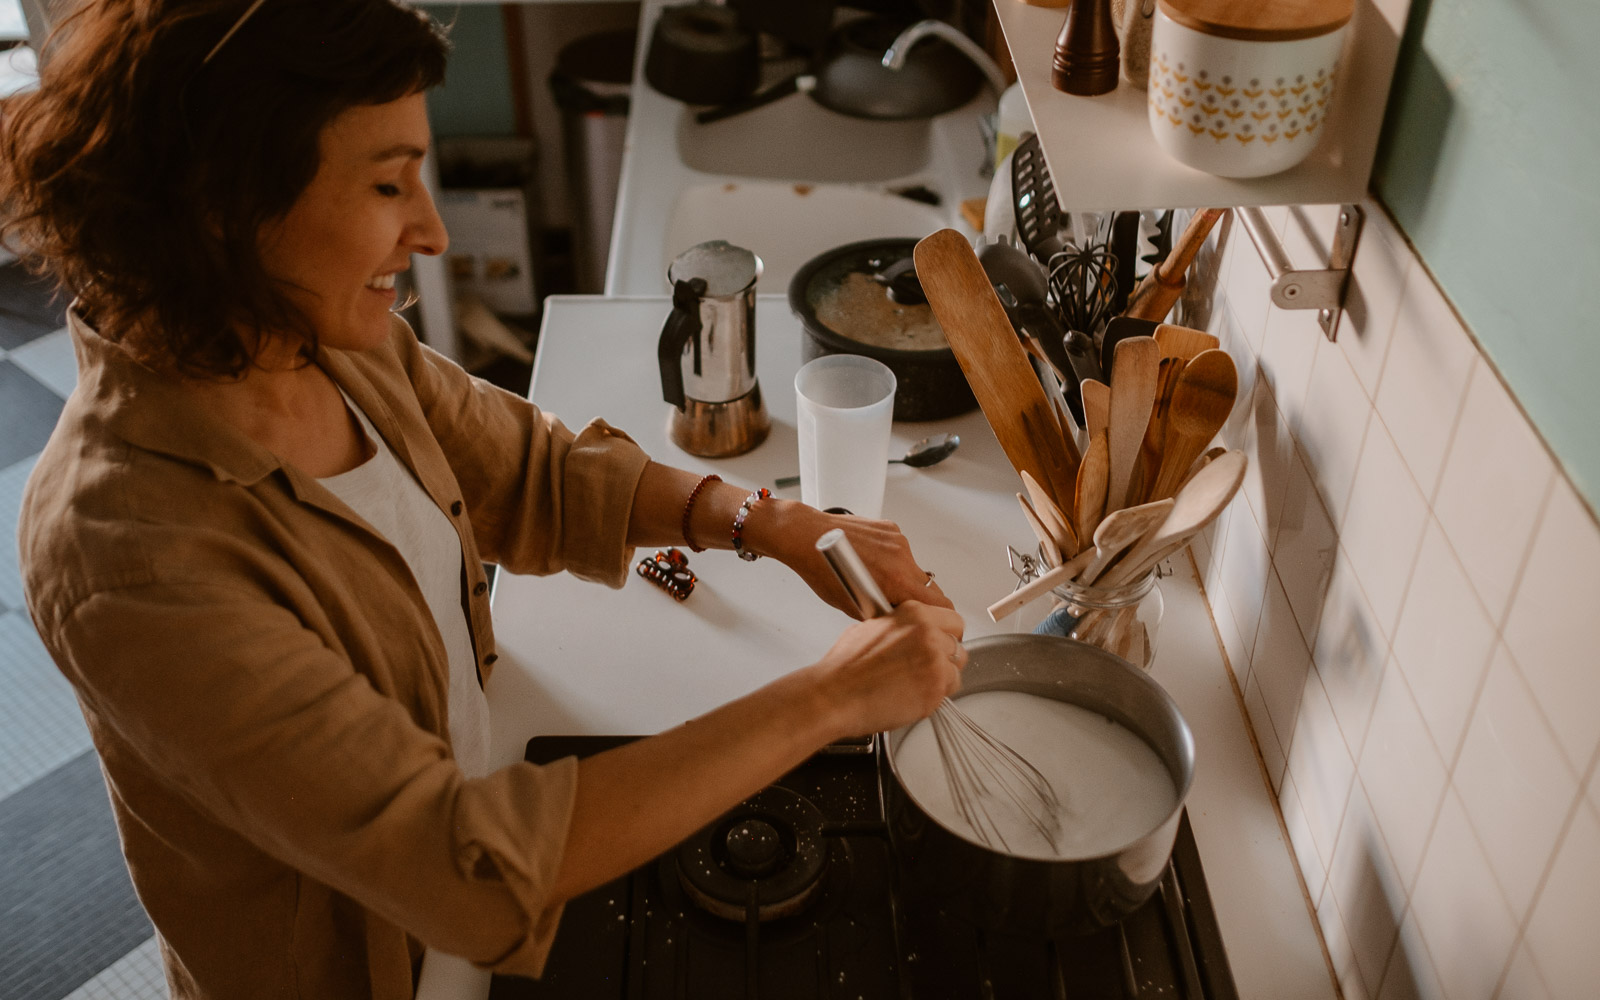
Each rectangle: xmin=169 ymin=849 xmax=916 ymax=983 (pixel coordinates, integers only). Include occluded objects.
xmin=792 ymin=239 xmax=949 ymax=354
xmin=667 ymin=240 xmax=763 ymax=297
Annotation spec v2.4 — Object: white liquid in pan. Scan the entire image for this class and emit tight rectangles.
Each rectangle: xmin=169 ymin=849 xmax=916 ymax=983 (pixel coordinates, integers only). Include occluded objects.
xmin=894 ymin=690 xmax=1178 ymax=859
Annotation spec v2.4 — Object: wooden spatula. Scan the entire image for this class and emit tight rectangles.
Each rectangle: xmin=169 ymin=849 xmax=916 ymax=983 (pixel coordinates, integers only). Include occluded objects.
xmin=1148 ymin=349 xmax=1238 ymax=502
xmin=1106 ymin=336 xmax=1160 ymax=514
xmin=914 ymin=229 xmax=1081 ymax=509
xmin=1153 ymin=323 xmax=1220 ymax=360
xmin=1081 ymin=378 xmax=1110 ymax=440
xmin=1017 ymin=493 xmax=1062 ymax=568
xmin=1021 ymin=471 xmax=1078 ymax=560
xmin=1074 ymin=431 xmax=1110 ymax=553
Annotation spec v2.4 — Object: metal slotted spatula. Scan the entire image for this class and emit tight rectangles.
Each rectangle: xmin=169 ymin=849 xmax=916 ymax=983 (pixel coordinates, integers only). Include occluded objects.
xmin=815 ymin=529 xmax=1063 ymax=853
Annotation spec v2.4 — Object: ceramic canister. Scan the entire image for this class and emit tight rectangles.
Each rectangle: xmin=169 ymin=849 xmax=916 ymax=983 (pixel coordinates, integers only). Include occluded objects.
xmin=1147 ymin=0 xmax=1352 ymax=178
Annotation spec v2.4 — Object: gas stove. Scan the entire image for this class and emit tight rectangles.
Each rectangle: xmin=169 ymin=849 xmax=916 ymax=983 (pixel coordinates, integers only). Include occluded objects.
xmin=489 ymin=735 xmax=1237 ymax=999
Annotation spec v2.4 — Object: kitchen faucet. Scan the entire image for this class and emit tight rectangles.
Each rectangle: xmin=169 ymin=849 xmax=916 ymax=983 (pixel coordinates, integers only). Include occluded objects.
xmin=880 ymin=19 xmax=1009 ymax=96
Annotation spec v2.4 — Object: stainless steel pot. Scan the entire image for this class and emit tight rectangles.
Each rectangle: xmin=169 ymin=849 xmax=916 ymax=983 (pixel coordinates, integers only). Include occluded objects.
xmin=879 ymin=633 xmax=1195 ymax=935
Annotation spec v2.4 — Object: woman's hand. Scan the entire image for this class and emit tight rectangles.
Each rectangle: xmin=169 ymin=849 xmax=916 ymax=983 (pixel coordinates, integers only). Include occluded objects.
xmin=809 ymin=600 xmax=967 ymax=738
xmin=744 ymin=500 xmax=955 ymax=616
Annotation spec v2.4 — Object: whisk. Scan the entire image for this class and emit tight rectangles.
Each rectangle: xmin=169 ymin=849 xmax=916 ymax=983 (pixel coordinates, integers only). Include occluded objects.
xmin=1048 ymin=241 xmax=1120 ymax=339
xmin=815 ymin=529 xmax=1063 ymax=853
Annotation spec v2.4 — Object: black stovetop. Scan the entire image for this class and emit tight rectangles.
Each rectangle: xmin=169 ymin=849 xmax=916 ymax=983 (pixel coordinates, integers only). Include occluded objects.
xmin=489 ymin=735 xmax=1237 ymax=1000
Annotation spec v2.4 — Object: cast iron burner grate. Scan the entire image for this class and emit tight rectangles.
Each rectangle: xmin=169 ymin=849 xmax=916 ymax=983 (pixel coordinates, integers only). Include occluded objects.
xmin=489 ymin=735 xmax=1237 ymax=1000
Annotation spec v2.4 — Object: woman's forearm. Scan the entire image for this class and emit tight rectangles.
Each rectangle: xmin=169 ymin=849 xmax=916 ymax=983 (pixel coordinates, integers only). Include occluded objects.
xmin=548 ymin=661 xmax=844 ymax=903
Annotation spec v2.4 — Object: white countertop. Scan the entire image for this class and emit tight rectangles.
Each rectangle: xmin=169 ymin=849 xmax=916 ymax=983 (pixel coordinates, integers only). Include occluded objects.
xmin=409 ymin=295 xmax=1338 ymax=999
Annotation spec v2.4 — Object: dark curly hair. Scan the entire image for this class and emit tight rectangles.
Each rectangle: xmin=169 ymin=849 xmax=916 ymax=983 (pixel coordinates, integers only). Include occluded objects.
xmin=0 ymin=0 xmax=450 ymax=378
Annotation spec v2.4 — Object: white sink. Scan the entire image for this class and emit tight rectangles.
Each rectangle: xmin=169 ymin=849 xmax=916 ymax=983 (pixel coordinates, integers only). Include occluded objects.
xmin=662 ymin=181 xmax=948 ymax=294
xmin=605 ymin=0 xmax=996 ymax=296
xmin=675 ymin=97 xmax=933 ymax=184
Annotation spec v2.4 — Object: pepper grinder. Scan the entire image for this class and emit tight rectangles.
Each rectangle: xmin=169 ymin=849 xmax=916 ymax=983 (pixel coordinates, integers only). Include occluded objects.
xmin=1051 ymin=0 xmax=1120 ymax=96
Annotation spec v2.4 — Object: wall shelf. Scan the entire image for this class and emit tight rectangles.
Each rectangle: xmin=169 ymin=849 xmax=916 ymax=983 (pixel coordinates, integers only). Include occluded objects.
xmin=991 ymin=0 xmax=1408 ymax=212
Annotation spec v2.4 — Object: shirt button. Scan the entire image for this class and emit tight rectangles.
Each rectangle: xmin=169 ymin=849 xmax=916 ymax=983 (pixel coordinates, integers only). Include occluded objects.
xmin=450 ymin=501 xmax=463 ymax=516
xmin=483 ymin=653 xmax=499 ymax=666
xmin=473 ymin=581 xmax=488 ymax=596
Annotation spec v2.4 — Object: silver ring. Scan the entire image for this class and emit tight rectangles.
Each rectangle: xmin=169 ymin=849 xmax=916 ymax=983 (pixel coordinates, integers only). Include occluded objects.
xmin=924 ymin=571 xmax=936 ymax=587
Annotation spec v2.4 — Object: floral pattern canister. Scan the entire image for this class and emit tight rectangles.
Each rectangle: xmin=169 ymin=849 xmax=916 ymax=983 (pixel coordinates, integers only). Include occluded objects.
xmin=1147 ymin=0 xmax=1352 ymax=178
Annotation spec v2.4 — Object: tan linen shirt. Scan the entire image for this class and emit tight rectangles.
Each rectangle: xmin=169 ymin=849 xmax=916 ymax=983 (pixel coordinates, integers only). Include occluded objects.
xmin=19 ymin=310 xmax=652 ymax=998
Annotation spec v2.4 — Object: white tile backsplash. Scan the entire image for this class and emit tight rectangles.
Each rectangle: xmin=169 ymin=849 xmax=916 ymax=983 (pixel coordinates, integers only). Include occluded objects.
xmin=1339 ymin=207 xmax=1410 ymax=399
xmin=1519 ymin=798 xmax=1600 ymax=997
xmin=1500 ymin=476 xmax=1600 ymax=773
xmin=1327 ymin=782 xmax=1405 ymax=996
xmin=1200 ymin=197 xmax=1600 ymax=1000
xmin=1286 ymin=666 xmax=1356 ymax=868
xmin=1411 ymin=790 xmax=1517 ymax=1000
xmin=1341 ymin=419 xmax=1428 ymax=639
xmin=1452 ymin=645 xmax=1578 ymax=918
xmin=1313 ymin=550 xmax=1388 ymax=756
xmin=1498 ymin=944 xmax=1555 ymax=1000
xmin=1258 ymin=303 xmax=1324 ymax=430
xmin=1374 ymin=267 xmax=1477 ymax=500
xmin=1357 ymin=660 xmax=1447 ymax=892
xmin=1391 ymin=519 xmax=1496 ymax=762
xmin=1295 ymin=332 xmax=1372 ymax=525
xmin=1432 ymin=362 xmax=1555 ymax=625
xmin=1254 ymin=569 xmax=1314 ymax=747
xmin=1273 ymin=447 xmax=1339 ymax=648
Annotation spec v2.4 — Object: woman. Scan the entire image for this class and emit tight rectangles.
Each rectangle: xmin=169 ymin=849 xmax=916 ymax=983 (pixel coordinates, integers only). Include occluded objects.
xmin=2 ymin=2 xmax=966 ymax=997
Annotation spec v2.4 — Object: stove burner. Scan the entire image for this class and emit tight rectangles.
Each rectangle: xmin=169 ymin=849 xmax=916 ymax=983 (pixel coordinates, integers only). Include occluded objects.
xmin=677 ymin=786 xmax=828 ymax=921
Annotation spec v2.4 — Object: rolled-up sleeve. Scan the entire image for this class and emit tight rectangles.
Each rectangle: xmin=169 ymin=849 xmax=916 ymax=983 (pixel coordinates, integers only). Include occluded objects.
xmin=394 ymin=322 xmax=651 ymax=586
xmin=49 ymin=581 xmax=578 ymax=974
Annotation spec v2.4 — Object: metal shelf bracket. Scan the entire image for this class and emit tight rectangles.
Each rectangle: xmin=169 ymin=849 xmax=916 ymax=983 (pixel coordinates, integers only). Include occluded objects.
xmin=1238 ymin=204 xmax=1364 ymax=342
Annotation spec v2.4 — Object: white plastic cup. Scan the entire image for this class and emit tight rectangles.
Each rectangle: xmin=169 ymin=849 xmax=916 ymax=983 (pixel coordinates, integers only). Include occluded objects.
xmin=795 ymin=354 xmax=897 ymax=518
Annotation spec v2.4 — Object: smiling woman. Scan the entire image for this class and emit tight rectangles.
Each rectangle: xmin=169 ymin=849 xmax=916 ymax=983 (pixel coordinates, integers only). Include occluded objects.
xmin=0 ymin=3 xmax=969 ymax=999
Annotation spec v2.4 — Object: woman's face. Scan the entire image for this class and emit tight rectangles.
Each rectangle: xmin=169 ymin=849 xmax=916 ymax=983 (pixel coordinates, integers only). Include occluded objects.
xmin=258 ymin=92 xmax=448 ymax=354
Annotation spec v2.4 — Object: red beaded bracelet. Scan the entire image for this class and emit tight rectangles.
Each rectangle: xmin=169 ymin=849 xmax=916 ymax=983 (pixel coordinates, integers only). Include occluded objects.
xmin=680 ymin=474 xmax=721 ymax=553
xmin=731 ymin=488 xmax=770 ymax=562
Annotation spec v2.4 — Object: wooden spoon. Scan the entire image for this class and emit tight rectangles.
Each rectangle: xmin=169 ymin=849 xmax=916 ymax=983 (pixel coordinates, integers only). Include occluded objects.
xmin=1123 ymin=208 xmax=1227 ymax=323
xmin=986 ymin=546 xmax=1095 ymax=621
xmin=1017 ymin=493 xmax=1061 ymax=568
xmin=1078 ymin=497 xmax=1175 ymax=585
xmin=1134 ymin=355 xmax=1185 ymax=505
xmin=1073 ymin=431 xmax=1109 ymax=554
xmin=1148 ymin=349 xmax=1238 ymax=502
xmin=1021 ymin=470 xmax=1078 ymax=557
xmin=914 ymin=229 xmax=1081 ymax=508
xmin=1153 ymin=323 xmax=1220 ymax=360
xmin=1178 ymin=445 xmax=1228 ymax=493
xmin=1099 ymin=449 xmax=1247 ymax=588
xmin=1081 ymin=378 xmax=1109 ymax=440
xmin=1105 ymin=336 xmax=1160 ymax=514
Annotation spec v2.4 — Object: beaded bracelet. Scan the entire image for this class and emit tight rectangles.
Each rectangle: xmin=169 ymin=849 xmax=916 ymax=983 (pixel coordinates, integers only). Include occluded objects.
xmin=731 ymin=488 xmax=771 ymax=562
xmin=680 ymin=474 xmax=721 ymax=553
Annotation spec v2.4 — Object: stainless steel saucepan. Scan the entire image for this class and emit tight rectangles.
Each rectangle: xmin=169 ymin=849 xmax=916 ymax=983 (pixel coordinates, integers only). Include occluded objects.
xmin=879 ymin=632 xmax=1195 ymax=935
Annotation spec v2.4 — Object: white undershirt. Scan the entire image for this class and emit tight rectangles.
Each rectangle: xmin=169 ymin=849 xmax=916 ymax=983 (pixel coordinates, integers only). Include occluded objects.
xmin=318 ymin=392 xmax=491 ymax=780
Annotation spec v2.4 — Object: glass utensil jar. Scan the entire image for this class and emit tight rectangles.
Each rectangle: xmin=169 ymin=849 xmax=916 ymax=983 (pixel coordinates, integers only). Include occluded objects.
xmin=1038 ymin=569 xmax=1164 ymax=670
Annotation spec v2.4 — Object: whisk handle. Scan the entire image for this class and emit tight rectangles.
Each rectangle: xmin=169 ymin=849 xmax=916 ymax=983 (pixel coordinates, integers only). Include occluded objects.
xmin=815 ymin=529 xmax=893 ymax=619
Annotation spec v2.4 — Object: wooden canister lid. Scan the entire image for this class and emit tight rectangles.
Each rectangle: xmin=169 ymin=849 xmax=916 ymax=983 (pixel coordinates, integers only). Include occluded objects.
xmin=1157 ymin=0 xmax=1353 ymax=41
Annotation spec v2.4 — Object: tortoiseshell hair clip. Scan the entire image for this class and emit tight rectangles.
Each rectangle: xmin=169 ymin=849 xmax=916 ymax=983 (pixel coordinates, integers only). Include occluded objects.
xmin=636 ymin=547 xmax=696 ymax=601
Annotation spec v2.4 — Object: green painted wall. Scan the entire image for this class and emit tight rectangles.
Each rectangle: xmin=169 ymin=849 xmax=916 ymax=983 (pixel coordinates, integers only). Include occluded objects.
xmin=421 ymin=4 xmax=517 ymax=138
xmin=1373 ymin=0 xmax=1600 ymax=511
